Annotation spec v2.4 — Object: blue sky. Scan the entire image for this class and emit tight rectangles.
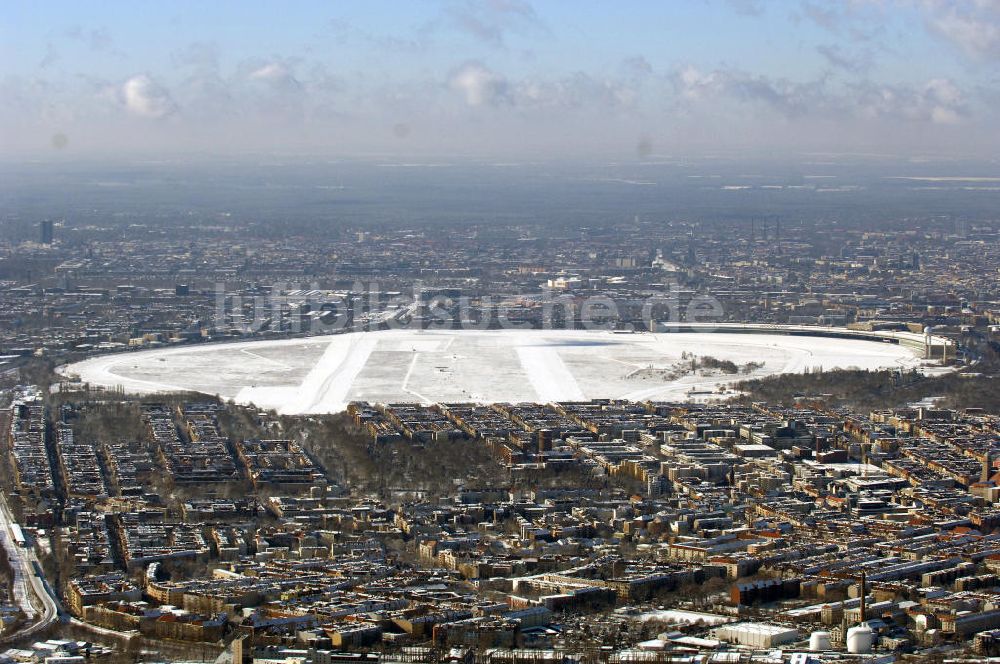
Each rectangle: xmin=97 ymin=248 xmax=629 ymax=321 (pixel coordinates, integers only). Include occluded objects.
xmin=2 ymin=0 xmax=999 ymax=158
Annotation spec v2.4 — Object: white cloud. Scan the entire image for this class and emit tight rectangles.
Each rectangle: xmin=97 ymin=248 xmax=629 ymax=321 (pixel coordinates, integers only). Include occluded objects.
xmin=247 ymin=61 xmax=304 ymax=97
xmin=250 ymin=63 xmax=289 ymax=82
xmin=816 ymin=44 xmax=872 ymax=73
xmin=796 ymin=1 xmax=887 ymax=42
xmin=449 ymin=61 xmax=511 ymax=106
xmin=121 ymin=74 xmax=176 ymax=119
xmin=673 ymin=65 xmax=724 ymax=101
xmin=925 ymin=0 xmax=1000 ymax=58
xmin=445 ymin=0 xmax=545 ymax=47
xmin=447 ymin=61 xmax=642 ymax=113
xmin=853 ymin=77 xmax=968 ymax=124
xmin=670 ymin=65 xmax=825 ymax=116
xmin=795 ymin=1 xmax=1000 ymax=59
xmin=671 ymin=63 xmax=970 ymax=126
xmin=924 ymin=78 xmax=966 ymax=123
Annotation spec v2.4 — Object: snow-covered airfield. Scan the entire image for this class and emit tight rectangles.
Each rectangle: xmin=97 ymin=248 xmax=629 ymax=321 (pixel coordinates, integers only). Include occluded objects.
xmin=57 ymin=328 xmax=932 ymax=414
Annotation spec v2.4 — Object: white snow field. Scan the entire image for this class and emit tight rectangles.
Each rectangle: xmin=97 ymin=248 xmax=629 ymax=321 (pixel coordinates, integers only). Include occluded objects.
xmin=57 ymin=329 xmax=926 ymax=414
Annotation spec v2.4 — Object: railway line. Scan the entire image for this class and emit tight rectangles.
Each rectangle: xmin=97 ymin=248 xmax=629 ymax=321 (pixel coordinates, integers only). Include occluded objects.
xmin=0 ymin=490 xmax=61 ymax=644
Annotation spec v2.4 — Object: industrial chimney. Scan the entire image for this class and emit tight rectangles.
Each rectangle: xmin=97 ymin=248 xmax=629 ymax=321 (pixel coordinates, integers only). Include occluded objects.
xmin=859 ymin=570 xmax=867 ymax=623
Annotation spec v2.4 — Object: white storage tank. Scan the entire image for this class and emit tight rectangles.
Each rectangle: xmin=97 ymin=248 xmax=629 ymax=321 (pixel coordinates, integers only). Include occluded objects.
xmin=809 ymin=631 xmax=832 ymax=651
xmin=846 ymin=625 xmax=874 ymax=654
